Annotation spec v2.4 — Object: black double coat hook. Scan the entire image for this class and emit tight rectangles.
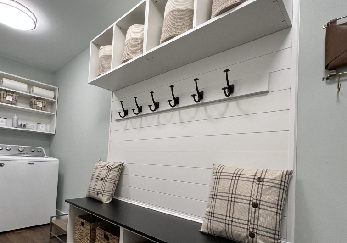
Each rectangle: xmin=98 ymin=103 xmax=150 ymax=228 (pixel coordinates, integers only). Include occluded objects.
xmin=118 ymin=101 xmax=128 ymax=118
xmin=148 ymin=91 xmax=159 ymax=112
xmin=222 ymin=69 xmax=235 ymax=97
xmin=168 ymin=85 xmax=179 ymax=108
xmin=132 ymin=97 xmax=142 ymax=115
xmin=191 ymin=78 xmax=204 ymax=103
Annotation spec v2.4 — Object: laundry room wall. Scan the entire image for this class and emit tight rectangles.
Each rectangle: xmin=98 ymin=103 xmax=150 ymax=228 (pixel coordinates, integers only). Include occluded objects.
xmin=295 ymin=0 xmax=347 ymax=242
xmin=50 ymin=49 xmax=111 ymax=214
xmin=0 ymin=55 xmax=55 ymax=155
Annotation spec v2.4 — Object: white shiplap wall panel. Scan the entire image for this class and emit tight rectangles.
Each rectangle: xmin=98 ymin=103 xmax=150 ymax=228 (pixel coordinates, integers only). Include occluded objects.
xmin=110 ymin=131 xmax=289 ymax=152
xmin=111 ymin=89 xmax=291 ymax=131
xmin=120 ymin=174 xmax=211 ymax=201
xmin=112 ymin=67 xmax=291 ymax=112
xmin=111 ymin=110 xmax=290 ymax=142
xmin=107 ymin=26 xmax=295 ymax=240
xmin=122 ymin=163 xmax=213 ymax=185
xmin=109 ymin=151 xmax=289 ymax=169
xmin=113 ymin=73 xmax=270 ymax=119
xmin=115 ymin=186 xmax=208 ymax=217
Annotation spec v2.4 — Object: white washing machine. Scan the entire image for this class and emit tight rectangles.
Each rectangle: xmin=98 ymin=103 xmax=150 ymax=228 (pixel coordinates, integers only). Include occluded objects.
xmin=0 ymin=144 xmax=59 ymax=233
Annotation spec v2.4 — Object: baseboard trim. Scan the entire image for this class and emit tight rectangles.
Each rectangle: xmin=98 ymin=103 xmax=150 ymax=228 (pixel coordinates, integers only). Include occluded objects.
xmin=56 ymin=209 xmax=67 ymax=215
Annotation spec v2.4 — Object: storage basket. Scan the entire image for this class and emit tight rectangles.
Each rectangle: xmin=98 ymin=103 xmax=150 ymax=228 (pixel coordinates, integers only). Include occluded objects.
xmin=98 ymin=45 xmax=112 ymax=76
xmin=211 ymin=0 xmax=248 ymax=18
xmin=74 ymin=215 xmax=108 ymax=243
xmin=121 ymin=24 xmax=144 ymax=64
xmin=96 ymin=224 xmax=120 ymax=243
xmin=30 ymin=98 xmax=37 ymax=109
xmin=35 ymin=99 xmax=46 ymax=111
xmin=0 ymin=91 xmax=6 ymax=103
xmin=5 ymin=92 xmax=18 ymax=105
xmin=160 ymin=0 xmax=194 ymax=44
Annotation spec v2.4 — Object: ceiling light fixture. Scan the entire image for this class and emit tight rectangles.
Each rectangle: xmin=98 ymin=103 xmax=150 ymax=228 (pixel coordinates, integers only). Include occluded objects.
xmin=0 ymin=0 xmax=37 ymax=30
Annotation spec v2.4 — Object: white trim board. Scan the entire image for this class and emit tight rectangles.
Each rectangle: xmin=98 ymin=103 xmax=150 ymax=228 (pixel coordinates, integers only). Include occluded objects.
xmin=115 ymin=73 xmax=269 ymax=121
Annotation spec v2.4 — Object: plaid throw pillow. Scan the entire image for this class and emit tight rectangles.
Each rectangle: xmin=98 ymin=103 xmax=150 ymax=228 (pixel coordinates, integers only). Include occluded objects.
xmin=86 ymin=160 xmax=124 ymax=203
xmin=201 ymin=164 xmax=293 ymax=243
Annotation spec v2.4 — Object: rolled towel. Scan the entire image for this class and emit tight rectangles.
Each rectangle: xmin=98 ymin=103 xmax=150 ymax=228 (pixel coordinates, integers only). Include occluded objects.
xmin=30 ymin=86 xmax=55 ymax=99
xmin=160 ymin=0 xmax=194 ymax=44
xmin=98 ymin=45 xmax=113 ymax=76
xmin=0 ymin=78 xmax=28 ymax=92
xmin=121 ymin=24 xmax=145 ymax=64
xmin=211 ymin=0 xmax=248 ymax=18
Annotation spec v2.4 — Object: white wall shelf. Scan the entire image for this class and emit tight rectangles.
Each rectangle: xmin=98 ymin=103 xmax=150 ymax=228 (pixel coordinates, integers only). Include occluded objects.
xmin=0 ymin=102 xmax=55 ymax=115
xmin=88 ymin=0 xmax=291 ymax=91
xmin=0 ymin=71 xmax=58 ymax=135
xmin=0 ymin=126 xmax=55 ymax=135
xmin=0 ymin=86 xmax=56 ymax=102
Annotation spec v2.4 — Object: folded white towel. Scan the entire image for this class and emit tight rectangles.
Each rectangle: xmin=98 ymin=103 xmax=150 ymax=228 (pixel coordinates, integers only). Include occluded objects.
xmin=99 ymin=45 xmax=112 ymax=58
xmin=125 ymin=24 xmax=145 ymax=41
xmin=31 ymin=86 xmax=55 ymax=99
xmin=164 ymin=0 xmax=195 ymax=17
xmin=0 ymin=78 xmax=28 ymax=92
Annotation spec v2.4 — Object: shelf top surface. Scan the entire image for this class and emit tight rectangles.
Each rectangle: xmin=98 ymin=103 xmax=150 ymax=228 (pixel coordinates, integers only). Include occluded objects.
xmin=0 ymin=86 xmax=56 ymax=102
xmin=66 ymin=197 xmax=235 ymax=243
xmin=0 ymin=71 xmax=57 ymax=91
xmin=0 ymin=126 xmax=54 ymax=135
xmin=0 ymin=102 xmax=55 ymax=115
xmin=89 ymin=0 xmax=291 ymax=91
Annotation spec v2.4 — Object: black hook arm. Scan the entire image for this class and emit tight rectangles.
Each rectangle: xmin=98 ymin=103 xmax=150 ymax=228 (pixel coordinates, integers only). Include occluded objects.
xmin=118 ymin=101 xmax=128 ymax=118
xmin=222 ymin=69 xmax=234 ymax=97
xmin=168 ymin=85 xmax=179 ymax=108
xmin=148 ymin=91 xmax=159 ymax=112
xmin=132 ymin=97 xmax=142 ymax=115
xmin=191 ymin=78 xmax=204 ymax=103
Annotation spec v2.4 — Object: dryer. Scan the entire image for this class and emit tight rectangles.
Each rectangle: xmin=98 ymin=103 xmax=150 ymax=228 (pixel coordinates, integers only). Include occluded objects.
xmin=0 ymin=144 xmax=59 ymax=232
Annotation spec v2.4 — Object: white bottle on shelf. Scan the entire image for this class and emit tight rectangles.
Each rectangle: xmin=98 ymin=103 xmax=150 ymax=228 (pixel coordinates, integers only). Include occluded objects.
xmin=12 ymin=114 xmax=18 ymax=128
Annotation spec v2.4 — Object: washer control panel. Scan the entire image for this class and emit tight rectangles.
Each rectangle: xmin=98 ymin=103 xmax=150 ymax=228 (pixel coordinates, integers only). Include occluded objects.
xmin=0 ymin=145 xmax=46 ymax=157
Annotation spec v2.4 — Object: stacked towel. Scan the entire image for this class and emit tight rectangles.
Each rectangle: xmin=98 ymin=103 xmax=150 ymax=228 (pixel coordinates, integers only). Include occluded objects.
xmin=98 ymin=45 xmax=113 ymax=76
xmin=160 ymin=0 xmax=194 ymax=44
xmin=211 ymin=0 xmax=248 ymax=18
xmin=121 ymin=24 xmax=145 ymax=64
xmin=30 ymin=86 xmax=55 ymax=99
xmin=0 ymin=78 xmax=28 ymax=92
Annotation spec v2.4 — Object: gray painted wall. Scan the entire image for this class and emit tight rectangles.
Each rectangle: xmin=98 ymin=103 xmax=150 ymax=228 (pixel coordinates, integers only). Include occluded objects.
xmin=0 ymin=56 xmax=55 ymax=155
xmin=50 ymin=49 xmax=111 ymax=213
xmin=296 ymin=0 xmax=347 ymax=242
xmin=0 ymin=55 xmax=55 ymax=86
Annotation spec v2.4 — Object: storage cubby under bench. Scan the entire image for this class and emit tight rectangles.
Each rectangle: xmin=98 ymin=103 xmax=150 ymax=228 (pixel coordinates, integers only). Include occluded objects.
xmin=66 ymin=197 xmax=235 ymax=243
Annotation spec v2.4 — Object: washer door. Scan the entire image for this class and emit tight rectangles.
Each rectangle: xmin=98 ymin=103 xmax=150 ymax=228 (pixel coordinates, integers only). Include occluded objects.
xmin=0 ymin=160 xmax=59 ymax=232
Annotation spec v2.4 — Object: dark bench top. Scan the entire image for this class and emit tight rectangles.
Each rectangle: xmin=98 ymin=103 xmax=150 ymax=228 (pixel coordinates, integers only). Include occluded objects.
xmin=66 ymin=197 xmax=235 ymax=243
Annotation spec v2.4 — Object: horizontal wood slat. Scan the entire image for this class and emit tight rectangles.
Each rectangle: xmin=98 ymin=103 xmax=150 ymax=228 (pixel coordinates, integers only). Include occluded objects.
xmin=111 ymin=89 xmax=291 ymax=131
xmin=111 ymin=110 xmax=290 ymax=142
